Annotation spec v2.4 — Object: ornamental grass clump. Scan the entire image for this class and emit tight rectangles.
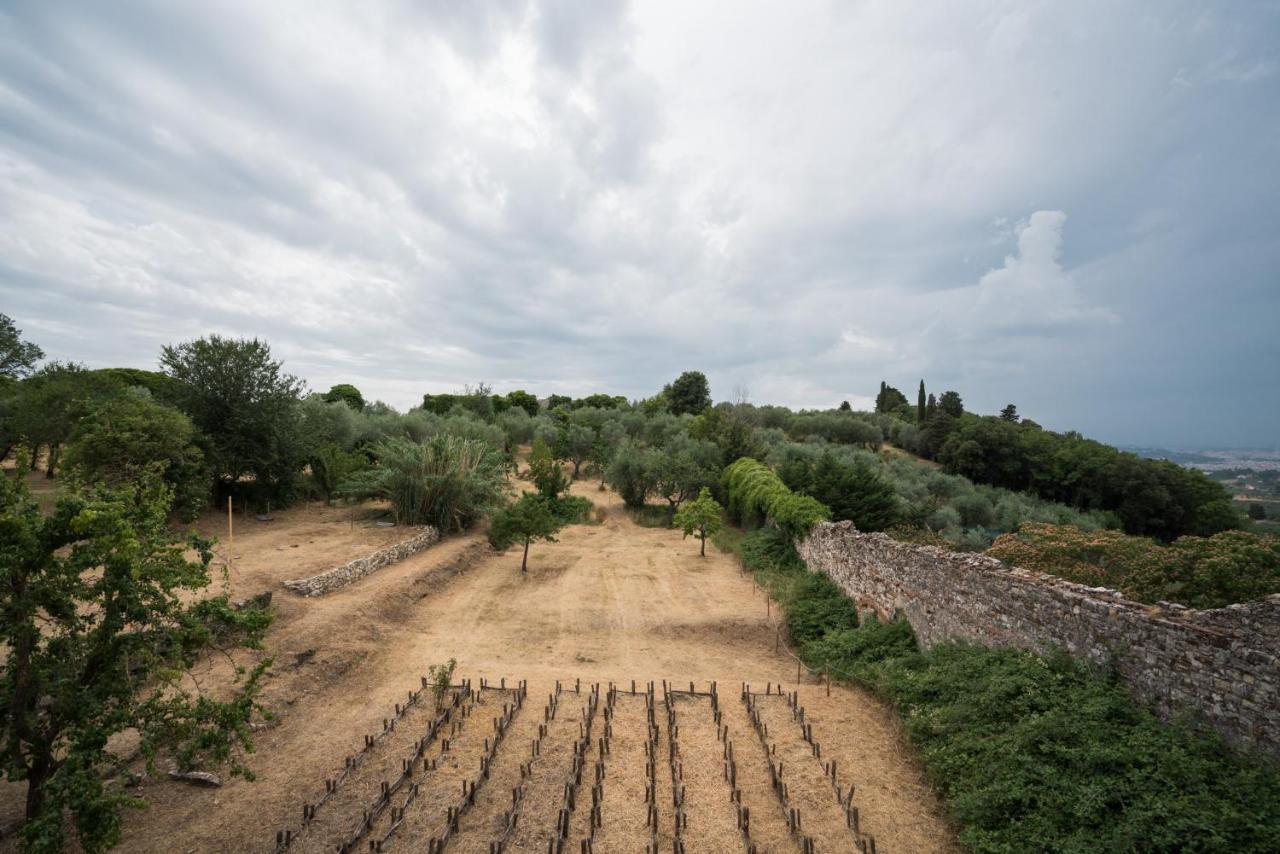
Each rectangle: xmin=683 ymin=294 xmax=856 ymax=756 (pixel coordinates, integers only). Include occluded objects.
xmin=340 ymin=435 xmax=509 ymax=531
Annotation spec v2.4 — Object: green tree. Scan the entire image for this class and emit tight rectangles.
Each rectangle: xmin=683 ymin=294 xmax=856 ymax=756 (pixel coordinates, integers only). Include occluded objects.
xmin=938 ymin=390 xmax=964 ymax=418
xmin=322 ymin=383 xmax=365 ymax=411
xmin=664 ymin=371 xmax=712 ymax=416
xmin=0 ymin=470 xmax=271 ymax=853
xmin=505 ymin=389 xmax=540 ymax=417
xmin=574 ymin=393 xmax=626 ymax=410
xmin=606 ymin=439 xmax=661 ymax=508
xmin=673 ymin=486 xmax=723 ymax=557
xmin=1247 ymin=502 xmax=1267 ymax=521
xmin=528 ymin=437 xmax=568 ymax=499
xmin=780 ymin=452 xmax=898 ymax=532
xmin=560 ymin=423 xmax=596 ymax=480
xmin=0 ymin=313 xmax=43 ymax=380
xmin=999 ymin=403 xmax=1019 ymax=422
xmin=308 ymin=443 xmax=367 ymax=504
xmin=496 ymin=408 xmax=535 ymax=453
xmin=919 ymin=410 xmax=957 ymax=459
xmin=8 ymin=363 xmax=119 ymax=477
xmin=917 ymin=380 xmax=926 ymax=423
xmin=160 ymin=336 xmax=306 ymax=506
xmin=874 ymin=382 xmax=908 ymax=414
xmin=298 ymin=396 xmax=360 ymax=452
xmin=62 ymin=391 xmax=209 ymax=521
xmin=838 ymin=400 xmax=852 ymax=412
xmin=489 ymin=492 xmax=563 ymax=572
xmin=588 ymin=420 xmax=627 ymax=485
xmin=546 ymin=394 xmax=573 ymax=411
xmin=649 ymin=436 xmax=721 ymax=524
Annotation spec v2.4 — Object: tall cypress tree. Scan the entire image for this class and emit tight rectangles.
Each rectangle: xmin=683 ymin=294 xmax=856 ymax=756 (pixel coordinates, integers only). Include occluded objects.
xmin=917 ymin=380 xmax=926 ymax=423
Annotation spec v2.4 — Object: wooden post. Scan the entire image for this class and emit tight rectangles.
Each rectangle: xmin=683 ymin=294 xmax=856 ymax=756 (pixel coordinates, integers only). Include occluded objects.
xmin=227 ymin=496 xmax=234 ymax=544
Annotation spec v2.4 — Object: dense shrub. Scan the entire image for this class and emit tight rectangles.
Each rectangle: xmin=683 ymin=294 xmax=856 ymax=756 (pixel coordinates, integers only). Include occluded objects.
xmin=339 ymin=435 xmax=508 ymax=530
xmin=879 ymin=646 xmax=1280 ymax=852
xmin=785 ymin=411 xmax=884 ymax=448
xmin=62 ymin=390 xmax=209 ymax=521
xmin=727 ymin=527 xmax=1280 ymax=853
xmin=548 ymin=494 xmax=595 ymax=525
xmin=909 ymin=413 xmax=1239 ymax=540
xmin=772 ymin=441 xmax=1111 ymax=549
xmin=783 ymin=571 xmax=859 ymax=646
xmin=988 ymin=522 xmax=1280 ymax=608
xmin=778 ymin=450 xmax=899 ymax=532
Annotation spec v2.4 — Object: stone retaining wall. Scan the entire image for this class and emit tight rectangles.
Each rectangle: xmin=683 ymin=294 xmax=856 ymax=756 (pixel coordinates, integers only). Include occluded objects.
xmin=283 ymin=527 xmax=440 ymax=596
xmin=797 ymin=520 xmax=1280 ymax=757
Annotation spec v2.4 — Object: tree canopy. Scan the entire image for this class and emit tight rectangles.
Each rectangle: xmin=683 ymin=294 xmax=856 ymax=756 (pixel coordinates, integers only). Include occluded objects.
xmin=489 ymin=492 xmax=563 ymax=572
xmin=0 ymin=470 xmax=271 ymax=853
xmin=664 ymin=371 xmax=711 ymax=416
xmin=0 ymin=314 xmax=43 ymax=380
xmin=673 ymin=486 xmax=723 ymax=556
xmin=62 ymin=390 xmax=208 ymax=521
xmin=322 ymin=383 xmax=365 ymax=411
xmin=160 ymin=335 xmax=306 ymax=505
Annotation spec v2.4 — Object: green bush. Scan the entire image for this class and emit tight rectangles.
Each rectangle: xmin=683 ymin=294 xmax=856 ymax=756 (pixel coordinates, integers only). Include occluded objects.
xmin=800 ymin=616 xmax=918 ymax=683
xmin=882 ymin=646 xmax=1280 ymax=852
xmin=723 ymin=457 xmax=830 ymax=538
xmin=628 ymin=504 xmax=672 ymax=528
xmin=340 ymin=435 xmax=508 ymax=531
xmin=783 ymin=571 xmax=858 ymax=646
xmin=987 ymin=522 xmax=1280 ymax=608
xmin=731 ymin=525 xmax=1280 ymax=853
xmin=548 ymin=494 xmax=594 ymax=525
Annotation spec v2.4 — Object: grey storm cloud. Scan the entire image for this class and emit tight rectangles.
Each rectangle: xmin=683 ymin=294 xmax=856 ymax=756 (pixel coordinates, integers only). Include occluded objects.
xmin=1 ymin=0 xmax=1278 ymax=447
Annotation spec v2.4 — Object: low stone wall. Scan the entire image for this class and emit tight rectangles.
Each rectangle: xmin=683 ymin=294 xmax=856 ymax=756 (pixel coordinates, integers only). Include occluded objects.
xmin=283 ymin=527 xmax=440 ymax=596
xmin=797 ymin=520 xmax=1280 ymax=757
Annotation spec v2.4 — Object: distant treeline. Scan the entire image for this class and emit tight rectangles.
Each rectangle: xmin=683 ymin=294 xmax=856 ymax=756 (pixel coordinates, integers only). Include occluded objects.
xmin=871 ymin=380 xmax=1237 ymax=541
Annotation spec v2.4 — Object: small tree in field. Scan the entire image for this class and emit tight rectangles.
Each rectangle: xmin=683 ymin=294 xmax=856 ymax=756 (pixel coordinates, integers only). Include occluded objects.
xmin=528 ymin=438 xmax=568 ymax=499
xmin=0 ymin=466 xmax=272 ymax=852
xmin=560 ymin=424 xmax=595 ymax=480
xmin=489 ymin=493 xmax=563 ymax=572
xmin=674 ymin=487 xmax=724 ymax=557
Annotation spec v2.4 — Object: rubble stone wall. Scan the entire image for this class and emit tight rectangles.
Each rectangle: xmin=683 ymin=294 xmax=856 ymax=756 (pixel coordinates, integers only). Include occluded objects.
xmin=283 ymin=527 xmax=440 ymax=596
xmin=797 ymin=520 xmax=1280 ymax=757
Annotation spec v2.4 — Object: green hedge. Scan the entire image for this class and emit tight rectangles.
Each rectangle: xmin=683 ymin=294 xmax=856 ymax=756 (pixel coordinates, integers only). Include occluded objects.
xmin=729 ymin=527 xmax=1280 ymax=853
xmin=722 ymin=457 xmax=830 ymax=539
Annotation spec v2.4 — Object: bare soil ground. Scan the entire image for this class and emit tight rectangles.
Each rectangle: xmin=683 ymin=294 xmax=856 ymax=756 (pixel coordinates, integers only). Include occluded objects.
xmin=0 ymin=477 xmax=956 ymax=853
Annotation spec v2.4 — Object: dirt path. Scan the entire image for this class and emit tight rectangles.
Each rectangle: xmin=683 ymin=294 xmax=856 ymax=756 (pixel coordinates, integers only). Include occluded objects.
xmin=1 ymin=480 xmax=956 ymax=853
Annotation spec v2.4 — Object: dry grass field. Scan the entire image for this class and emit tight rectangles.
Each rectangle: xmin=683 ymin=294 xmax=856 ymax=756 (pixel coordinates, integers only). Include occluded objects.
xmin=0 ymin=477 xmax=955 ymax=853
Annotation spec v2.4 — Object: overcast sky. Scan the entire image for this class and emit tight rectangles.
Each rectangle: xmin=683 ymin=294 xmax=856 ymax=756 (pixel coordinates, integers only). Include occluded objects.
xmin=2 ymin=1 xmax=1277 ymax=447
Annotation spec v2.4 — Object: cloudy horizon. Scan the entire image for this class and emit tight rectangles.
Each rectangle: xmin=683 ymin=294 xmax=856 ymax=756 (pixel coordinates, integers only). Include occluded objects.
xmin=2 ymin=1 xmax=1277 ymax=448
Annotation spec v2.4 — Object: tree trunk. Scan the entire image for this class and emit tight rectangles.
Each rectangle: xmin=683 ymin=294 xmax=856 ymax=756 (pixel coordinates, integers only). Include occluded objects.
xmin=44 ymin=444 xmax=58 ymax=478
xmin=25 ymin=751 xmax=51 ymax=820
xmin=667 ymin=501 xmax=678 ymax=527
xmin=521 ymin=538 xmax=529 ymax=572
xmin=700 ymin=530 xmax=706 ymax=557
xmin=572 ymin=460 xmax=581 ymax=480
